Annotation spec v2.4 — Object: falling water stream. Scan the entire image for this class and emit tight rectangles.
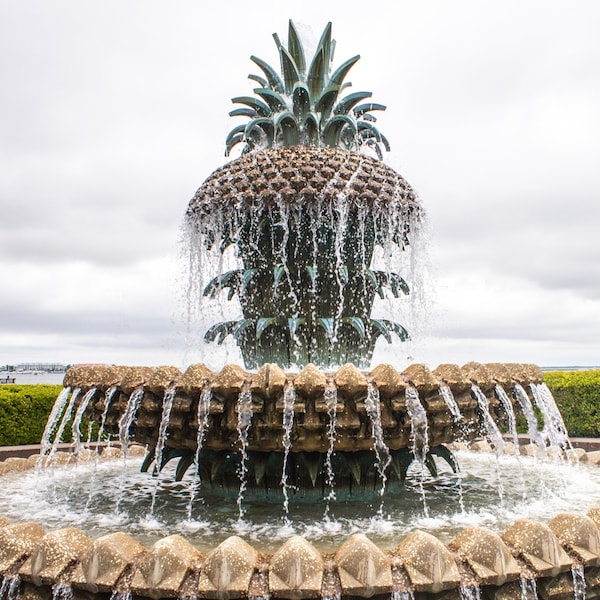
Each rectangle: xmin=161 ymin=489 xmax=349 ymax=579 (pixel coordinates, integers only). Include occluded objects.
xmin=236 ymin=390 xmax=253 ymax=520
xmin=405 ymin=386 xmax=429 ymax=517
xmin=365 ymin=382 xmax=391 ymax=505
xmin=118 ymin=387 xmax=145 ymax=459
xmin=323 ymin=386 xmax=338 ymax=519
xmin=281 ymin=385 xmax=296 ymax=517
xmin=150 ymin=385 xmax=177 ymax=514
xmin=186 ymin=387 xmax=212 ymax=520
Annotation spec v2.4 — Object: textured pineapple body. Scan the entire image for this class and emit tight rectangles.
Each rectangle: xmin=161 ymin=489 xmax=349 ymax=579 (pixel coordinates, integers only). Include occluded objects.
xmin=187 ymin=147 xmax=421 ymax=368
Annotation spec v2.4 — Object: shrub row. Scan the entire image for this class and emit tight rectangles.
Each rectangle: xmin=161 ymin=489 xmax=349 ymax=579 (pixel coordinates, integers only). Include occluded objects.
xmin=544 ymin=370 xmax=600 ymax=437
xmin=0 ymin=385 xmax=63 ymax=445
xmin=0 ymin=372 xmax=599 ymax=445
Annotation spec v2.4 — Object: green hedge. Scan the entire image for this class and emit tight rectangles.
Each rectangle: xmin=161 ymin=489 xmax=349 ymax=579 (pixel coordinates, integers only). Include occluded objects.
xmin=0 ymin=384 xmax=63 ymax=445
xmin=544 ymin=370 xmax=600 ymax=437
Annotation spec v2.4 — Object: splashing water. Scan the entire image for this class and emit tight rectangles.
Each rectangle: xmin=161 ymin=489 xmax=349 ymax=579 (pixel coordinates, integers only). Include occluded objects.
xmin=40 ymin=387 xmax=71 ymax=458
xmin=531 ymin=383 xmax=573 ymax=453
xmin=459 ymin=584 xmax=482 ymax=600
xmin=471 ymin=385 xmax=505 ymax=455
xmin=0 ymin=576 xmax=20 ymax=600
xmin=236 ymin=390 xmax=253 ymax=520
xmin=47 ymin=388 xmax=80 ymax=464
xmin=520 ymin=577 xmax=538 ymax=600
xmin=118 ymin=387 xmax=145 ymax=459
xmin=439 ymin=384 xmax=462 ymax=422
xmin=71 ymin=388 xmax=97 ymax=455
xmin=405 ymin=386 xmax=429 ymax=516
xmin=323 ymin=386 xmax=338 ymax=518
xmin=186 ymin=388 xmax=212 ymax=520
xmin=52 ymin=584 xmax=73 ymax=600
xmin=151 ymin=385 xmax=177 ymax=514
xmin=96 ymin=386 xmax=118 ymax=449
xmin=365 ymin=382 xmax=391 ymax=501
xmin=572 ymin=565 xmax=586 ymax=600
xmin=281 ymin=385 xmax=296 ymax=517
xmin=514 ymin=384 xmax=544 ymax=451
xmin=495 ymin=384 xmax=519 ymax=448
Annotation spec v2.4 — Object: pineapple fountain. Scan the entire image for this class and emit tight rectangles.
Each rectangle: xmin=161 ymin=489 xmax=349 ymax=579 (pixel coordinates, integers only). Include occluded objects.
xmin=2 ymin=21 xmax=600 ymax=600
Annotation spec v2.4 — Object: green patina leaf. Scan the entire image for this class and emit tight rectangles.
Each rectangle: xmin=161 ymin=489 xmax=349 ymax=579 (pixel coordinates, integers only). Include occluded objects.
xmin=292 ymin=83 xmax=311 ymax=122
xmin=273 ymin=265 xmax=285 ymax=285
xmin=305 ymin=265 xmax=318 ymax=286
xmin=338 ymin=265 xmax=349 ymax=284
xmin=322 ymin=115 xmax=356 ymax=147
xmin=231 ymin=96 xmax=272 ymax=117
xmin=233 ymin=319 xmax=253 ymax=340
xmin=288 ymin=317 xmax=304 ymax=339
xmin=275 ymin=112 xmax=300 ymax=146
xmin=242 ymin=269 xmax=257 ymax=288
xmin=329 ymin=54 xmax=360 ymax=88
xmin=245 ymin=118 xmax=275 ymax=146
xmin=370 ymin=319 xmax=392 ymax=344
xmin=254 ymin=88 xmax=287 ymax=112
xmin=334 ymin=91 xmax=373 ymax=115
xmin=307 ymin=47 xmax=326 ymax=99
xmin=315 ymin=22 xmax=333 ymax=66
xmin=256 ymin=317 xmax=277 ymax=340
xmin=278 ymin=45 xmax=302 ymax=95
xmin=353 ymin=102 xmax=386 ymax=117
xmin=317 ymin=317 xmax=335 ymax=339
xmin=250 ymin=55 xmax=284 ymax=93
xmin=343 ymin=317 xmax=366 ymax=340
xmin=315 ymin=85 xmax=340 ymax=121
xmin=204 ymin=321 xmax=238 ymax=344
xmin=287 ymin=20 xmax=306 ymax=76
xmin=248 ymin=73 xmax=268 ymax=88
xmin=229 ymin=107 xmax=257 ymax=118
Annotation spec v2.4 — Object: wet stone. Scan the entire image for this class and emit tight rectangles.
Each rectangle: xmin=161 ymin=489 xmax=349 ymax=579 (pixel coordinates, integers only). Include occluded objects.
xmin=334 ymin=533 xmax=392 ymax=597
xmin=19 ymin=528 xmax=92 ymax=586
xmin=269 ymin=536 xmax=324 ymax=598
xmin=502 ymin=519 xmax=573 ymax=578
xmin=197 ymin=536 xmax=259 ymax=597
xmin=0 ymin=521 xmax=46 ymax=573
xmin=548 ymin=513 xmax=600 ymax=566
xmin=334 ymin=364 xmax=368 ymax=399
xmin=293 ymin=364 xmax=327 ymax=398
xmin=394 ymin=530 xmax=461 ymax=593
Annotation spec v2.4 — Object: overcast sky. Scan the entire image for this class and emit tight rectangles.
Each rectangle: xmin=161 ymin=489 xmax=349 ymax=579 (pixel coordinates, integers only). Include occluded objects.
xmin=1 ymin=0 xmax=598 ymax=371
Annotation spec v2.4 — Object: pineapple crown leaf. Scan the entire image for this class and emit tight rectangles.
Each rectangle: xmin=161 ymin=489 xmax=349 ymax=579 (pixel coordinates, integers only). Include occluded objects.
xmin=225 ymin=21 xmax=389 ymax=157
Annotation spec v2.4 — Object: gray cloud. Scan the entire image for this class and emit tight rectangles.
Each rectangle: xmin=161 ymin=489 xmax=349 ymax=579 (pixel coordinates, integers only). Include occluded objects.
xmin=1 ymin=0 xmax=599 ymax=367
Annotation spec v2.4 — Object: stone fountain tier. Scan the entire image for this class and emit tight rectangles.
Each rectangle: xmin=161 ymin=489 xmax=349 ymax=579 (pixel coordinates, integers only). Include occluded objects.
xmin=2 ymin=508 xmax=600 ymax=600
xmin=64 ymin=361 xmax=541 ymax=457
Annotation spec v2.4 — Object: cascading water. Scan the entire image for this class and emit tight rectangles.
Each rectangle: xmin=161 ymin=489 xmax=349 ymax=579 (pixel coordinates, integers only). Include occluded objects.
xmin=186 ymin=387 xmax=212 ymax=520
xmin=236 ymin=389 xmax=253 ymax=520
xmin=439 ymin=384 xmax=462 ymax=422
xmin=405 ymin=386 xmax=429 ymax=515
xmin=365 ymin=382 xmax=391 ymax=500
xmin=514 ymin=383 xmax=544 ymax=451
xmin=118 ymin=387 xmax=145 ymax=459
xmin=323 ymin=385 xmax=338 ymax=517
xmin=519 ymin=577 xmax=538 ymax=600
xmin=471 ymin=384 xmax=505 ymax=455
xmin=531 ymin=382 xmax=573 ymax=453
xmin=572 ymin=565 xmax=586 ymax=600
xmin=280 ymin=385 xmax=295 ymax=516
xmin=0 ymin=576 xmax=20 ymax=600
xmin=71 ymin=387 xmax=97 ymax=455
xmin=46 ymin=388 xmax=80 ymax=464
xmin=495 ymin=384 xmax=520 ymax=448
